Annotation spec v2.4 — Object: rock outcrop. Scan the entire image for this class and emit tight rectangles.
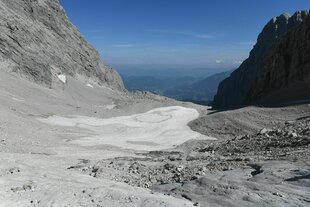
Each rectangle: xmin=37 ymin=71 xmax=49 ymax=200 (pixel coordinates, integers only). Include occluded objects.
xmin=213 ymin=10 xmax=309 ymax=109
xmin=0 ymin=0 xmax=124 ymax=90
xmin=246 ymin=13 xmax=310 ymax=105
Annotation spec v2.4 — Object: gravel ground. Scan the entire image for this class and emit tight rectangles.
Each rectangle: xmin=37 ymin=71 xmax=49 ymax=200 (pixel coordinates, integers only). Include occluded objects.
xmin=0 ymin=70 xmax=309 ymax=206
xmin=70 ymin=108 xmax=310 ymax=207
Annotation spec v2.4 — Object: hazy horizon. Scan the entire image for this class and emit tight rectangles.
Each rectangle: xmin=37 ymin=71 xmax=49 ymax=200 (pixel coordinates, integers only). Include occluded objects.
xmin=111 ymin=63 xmax=232 ymax=78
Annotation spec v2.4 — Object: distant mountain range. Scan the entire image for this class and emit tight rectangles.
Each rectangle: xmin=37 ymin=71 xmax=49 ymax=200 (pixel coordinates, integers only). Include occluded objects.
xmin=115 ymin=66 xmax=230 ymax=78
xmin=121 ymin=70 xmax=232 ymax=103
xmin=163 ymin=70 xmax=232 ymax=103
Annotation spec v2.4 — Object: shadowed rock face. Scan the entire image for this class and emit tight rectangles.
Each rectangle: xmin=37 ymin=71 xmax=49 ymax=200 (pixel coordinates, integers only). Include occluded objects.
xmin=246 ymin=14 xmax=310 ymax=105
xmin=213 ymin=10 xmax=309 ymax=109
xmin=0 ymin=0 xmax=124 ymax=90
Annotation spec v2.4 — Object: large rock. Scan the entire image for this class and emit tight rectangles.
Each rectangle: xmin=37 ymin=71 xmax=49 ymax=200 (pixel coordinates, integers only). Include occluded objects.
xmin=0 ymin=0 xmax=124 ymax=90
xmin=213 ymin=11 xmax=309 ymax=109
xmin=246 ymin=13 xmax=310 ymax=105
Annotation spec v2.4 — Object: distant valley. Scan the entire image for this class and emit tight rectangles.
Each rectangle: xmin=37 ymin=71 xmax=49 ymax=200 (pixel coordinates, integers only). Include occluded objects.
xmin=121 ymin=70 xmax=232 ymax=104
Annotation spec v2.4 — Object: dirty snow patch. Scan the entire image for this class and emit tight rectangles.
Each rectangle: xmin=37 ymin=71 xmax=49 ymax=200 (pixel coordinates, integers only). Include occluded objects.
xmin=57 ymin=74 xmax=66 ymax=83
xmin=11 ymin=97 xmax=25 ymax=102
xmin=105 ymin=104 xmax=116 ymax=110
xmin=93 ymin=104 xmax=117 ymax=110
xmin=38 ymin=106 xmax=216 ymax=151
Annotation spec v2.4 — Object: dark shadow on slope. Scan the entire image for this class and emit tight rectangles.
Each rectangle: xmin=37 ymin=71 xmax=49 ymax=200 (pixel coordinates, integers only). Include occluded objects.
xmin=210 ymin=82 xmax=310 ymax=114
xmin=285 ymin=174 xmax=310 ymax=182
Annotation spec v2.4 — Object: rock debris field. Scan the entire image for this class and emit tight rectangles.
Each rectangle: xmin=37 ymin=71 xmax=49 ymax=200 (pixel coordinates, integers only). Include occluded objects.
xmin=0 ymin=71 xmax=309 ymax=206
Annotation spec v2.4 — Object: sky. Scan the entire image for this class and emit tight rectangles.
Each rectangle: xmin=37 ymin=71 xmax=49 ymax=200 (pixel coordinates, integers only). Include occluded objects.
xmin=60 ymin=0 xmax=309 ymax=74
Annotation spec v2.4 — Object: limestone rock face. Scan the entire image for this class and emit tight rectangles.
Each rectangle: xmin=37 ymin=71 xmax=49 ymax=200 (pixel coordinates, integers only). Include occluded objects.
xmin=213 ymin=10 xmax=309 ymax=109
xmin=246 ymin=14 xmax=310 ymax=105
xmin=0 ymin=0 xmax=124 ymax=90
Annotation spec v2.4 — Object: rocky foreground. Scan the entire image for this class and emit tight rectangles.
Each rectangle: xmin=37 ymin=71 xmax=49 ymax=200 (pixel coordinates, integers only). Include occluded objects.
xmin=68 ymin=106 xmax=310 ymax=207
xmin=0 ymin=67 xmax=309 ymax=206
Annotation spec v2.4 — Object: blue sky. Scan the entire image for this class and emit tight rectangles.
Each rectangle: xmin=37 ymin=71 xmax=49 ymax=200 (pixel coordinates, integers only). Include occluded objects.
xmin=60 ymin=0 xmax=309 ymax=72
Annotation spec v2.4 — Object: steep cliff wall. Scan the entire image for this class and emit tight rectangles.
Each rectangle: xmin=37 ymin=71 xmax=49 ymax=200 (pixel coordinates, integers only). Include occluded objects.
xmin=213 ymin=11 xmax=309 ymax=109
xmin=246 ymin=14 xmax=310 ymax=105
xmin=0 ymin=0 xmax=124 ymax=90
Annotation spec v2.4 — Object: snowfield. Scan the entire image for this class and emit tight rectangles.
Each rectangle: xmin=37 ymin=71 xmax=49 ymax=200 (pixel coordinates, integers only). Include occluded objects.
xmin=38 ymin=106 xmax=215 ymax=151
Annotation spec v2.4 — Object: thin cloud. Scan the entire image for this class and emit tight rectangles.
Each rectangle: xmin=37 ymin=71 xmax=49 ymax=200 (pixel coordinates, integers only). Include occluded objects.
xmin=144 ymin=29 xmax=188 ymax=35
xmin=239 ymin=41 xmax=256 ymax=46
xmin=233 ymin=60 xmax=243 ymax=65
xmin=196 ymin=34 xmax=212 ymax=39
xmin=91 ymin=36 xmax=105 ymax=40
xmin=144 ymin=29 xmax=212 ymax=39
xmin=113 ymin=44 xmax=135 ymax=48
xmin=91 ymin=29 xmax=105 ymax=33
xmin=215 ymin=60 xmax=223 ymax=64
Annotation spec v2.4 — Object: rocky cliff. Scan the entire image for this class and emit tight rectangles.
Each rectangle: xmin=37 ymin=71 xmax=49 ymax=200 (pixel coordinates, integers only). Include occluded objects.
xmin=246 ymin=14 xmax=310 ymax=105
xmin=0 ymin=0 xmax=124 ymax=90
xmin=213 ymin=10 xmax=309 ymax=109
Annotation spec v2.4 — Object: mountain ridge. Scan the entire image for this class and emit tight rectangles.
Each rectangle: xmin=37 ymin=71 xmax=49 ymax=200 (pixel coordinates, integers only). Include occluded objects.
xmin=164 ymin=70 xmax=232 ymax=102
xmin=122 ymin=70 xmax=231 ymax=103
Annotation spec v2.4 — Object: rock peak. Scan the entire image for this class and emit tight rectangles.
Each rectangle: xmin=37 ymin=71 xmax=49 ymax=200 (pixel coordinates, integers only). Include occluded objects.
xmin=290 ymin=10 xmax=310 ymax=23
xmin=213 ymin=10 xmax=310 ymax=109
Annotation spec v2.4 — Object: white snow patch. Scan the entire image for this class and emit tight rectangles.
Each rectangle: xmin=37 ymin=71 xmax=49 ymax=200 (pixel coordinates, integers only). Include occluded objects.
xmin=57 ymin=74 xmax=66 ymax=83
xmin=38 ymin=106 xmax=216 ymax=151
xmin=86 ymin=83 xmax=94 ymax=88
